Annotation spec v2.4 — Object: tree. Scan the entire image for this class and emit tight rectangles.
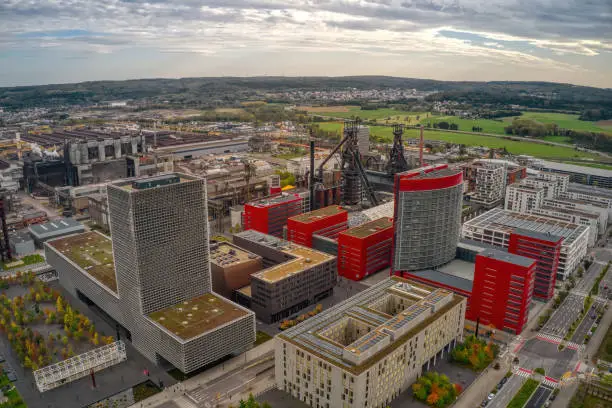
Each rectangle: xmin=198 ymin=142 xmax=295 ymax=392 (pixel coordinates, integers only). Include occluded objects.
xmin=56 ymin=296 xmax=64 ymax=315
xmin=427 ymin=392 xmax=439 ymax=405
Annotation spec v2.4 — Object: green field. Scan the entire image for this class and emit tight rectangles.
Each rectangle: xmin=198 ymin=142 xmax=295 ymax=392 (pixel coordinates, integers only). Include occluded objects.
xmin=506 ymin=112 xmax=611 ymax=134
xmin=317 ymin=121 xmax=598 ymax=160
xmin=304 ymin=106 xmax=427 ymax=124
xmin=419 ymin=115 xmax=508 ymax=134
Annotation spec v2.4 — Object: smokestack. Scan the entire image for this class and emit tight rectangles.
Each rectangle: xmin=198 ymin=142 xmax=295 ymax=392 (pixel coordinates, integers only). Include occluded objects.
xmin=419 ymin=126 xmax=424 ymax=167
xmin=309 ymin=137 xmax=315 ymax=211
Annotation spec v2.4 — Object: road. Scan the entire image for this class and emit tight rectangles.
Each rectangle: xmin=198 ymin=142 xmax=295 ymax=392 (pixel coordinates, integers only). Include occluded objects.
xmin=571 ymin=299 xmax=605 ymax=344
xmin=541 ymin=293 xmax=584 ymax=337
xmin=524 ymin=385 xmax=553 ymax=408
xmin=487 ymin=375 xmax=525 ymax=408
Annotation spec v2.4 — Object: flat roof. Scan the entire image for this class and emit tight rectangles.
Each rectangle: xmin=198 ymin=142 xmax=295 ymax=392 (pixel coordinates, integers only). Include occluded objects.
xmin=289 ymin=206 xmax=346 ymax=224
xmin=568 ymin=183 xmax=612 ymax=199
xmin=111 ymin=173 xmax=197 ymax=191
xmin=538 ymin=205 xmax=600 ymax=220
xmin=210 ymin=242 xmax=260 ymax=267
xmin=278 ymin=276 xmax=463 ymax=374
xmin=29 ymin=218 xmax=84 ymax=239
xmin=246 ymin=193 xmax=301 ymax=208
xmin=360 ymin=201 xmax=394 ymax=221
xmin=341 ymin=217 xmax=393 ymax=239
xmin=148 ymin=293 xmax=249 ymax=341
xmin=539 ymin=160 xmax=612 ymax=178
xmin=463 ymin=207 xmax=588 ymax=246
xmin=438 ymin=259 xmax=476 ymax=281
xmin=237 ymin=285 xmax=252 ymax=297
xmin=479 ymin=248 xmax=536 ymax=268
xmin=399 ymin=165 xmax=460 ymax=180
xmin=407 ymin=270 xmax=473 ymax=293
xmin=253 ymin=245 xmax=333 ymax=283
xmin=47 ymin=231 xmax=117 ymax=293
xmin=513 ymin=227 xmax=563 ymax=244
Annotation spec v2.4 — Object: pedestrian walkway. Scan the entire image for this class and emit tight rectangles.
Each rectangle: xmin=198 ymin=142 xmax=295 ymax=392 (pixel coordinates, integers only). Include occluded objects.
xmin=513 ymin=367 xmax=533 ymax=378
xmin=535 ymin=334 xmax=583 ymax=350
xmin=543 ymin=377 xmax=559 ymax=388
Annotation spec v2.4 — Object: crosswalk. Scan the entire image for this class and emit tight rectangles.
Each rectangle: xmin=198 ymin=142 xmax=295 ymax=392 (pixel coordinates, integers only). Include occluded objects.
xmin=535 ymin=334 xmax=583 ymax=350
xmin=513 ymin=367 xmax=532 ymax=378
xmin=542 ymin=377 xmax=559 ymax=388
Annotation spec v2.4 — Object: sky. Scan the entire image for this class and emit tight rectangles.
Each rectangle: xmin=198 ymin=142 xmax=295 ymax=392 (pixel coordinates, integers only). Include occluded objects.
xmin=1 ymin=0 xmax=611 ymax=88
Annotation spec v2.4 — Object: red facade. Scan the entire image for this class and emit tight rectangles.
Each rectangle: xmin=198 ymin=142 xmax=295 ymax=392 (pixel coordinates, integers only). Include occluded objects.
xmin=338 ymin=218 xmax=393 ymax=281
xmin=243 ymin=194 xmax=303 ymax=237
xmin=467 ymin=253 xmax=536 ymax=335
xmin=508 ymin=232 xmax=563 ymax=301
xmin=286 ymin=206 xmax=348 ymax=247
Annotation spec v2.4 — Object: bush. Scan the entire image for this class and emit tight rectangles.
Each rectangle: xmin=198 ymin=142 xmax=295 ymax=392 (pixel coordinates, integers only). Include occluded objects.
xmin=450 ymin=335 xmax=498 ymax=371
xmin=412 ymin=371 xmax=460 ymax=407
xmin=534 ymin=367 xmax=545 ymax=375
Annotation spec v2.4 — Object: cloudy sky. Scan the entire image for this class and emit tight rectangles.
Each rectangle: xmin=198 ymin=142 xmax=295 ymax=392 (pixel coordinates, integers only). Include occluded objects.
xmin=1 ymin=0 xmax=611 ymax=88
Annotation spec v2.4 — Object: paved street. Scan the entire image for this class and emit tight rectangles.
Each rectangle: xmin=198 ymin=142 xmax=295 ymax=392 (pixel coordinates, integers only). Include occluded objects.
xmin=541 ymin=293 xmax=585 ymax=337
xmin=571 ymin=299 xmax=605 ymax=344
xmin=524 ymin=385 xmax=553 ymax=408
xmin=487 ymin=375 xmax=525 ymax=408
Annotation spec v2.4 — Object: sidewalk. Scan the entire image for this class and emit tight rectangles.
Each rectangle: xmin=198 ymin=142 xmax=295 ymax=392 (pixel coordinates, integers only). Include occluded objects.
xmin=454 ymin=360 xmax=510 ymax=408
xmin=130 ymin=340 xmax=276 ymax=408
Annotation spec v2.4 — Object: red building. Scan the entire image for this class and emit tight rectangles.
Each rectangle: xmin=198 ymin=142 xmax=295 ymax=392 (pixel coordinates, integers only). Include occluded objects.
xmin=286 ymin=206 xmax=348 ymax=247
xmin=508 ymin=229 xmax=563 ymax=301
xmin=507 ymin=165 xmax=528 ymax=185
xmin=338 ymin=217 xmax=393 ymax=281
xmin=468 ymin=249 xmax=536 ymax=335
xmin=243 ymin=194 xmax=303 ymax=237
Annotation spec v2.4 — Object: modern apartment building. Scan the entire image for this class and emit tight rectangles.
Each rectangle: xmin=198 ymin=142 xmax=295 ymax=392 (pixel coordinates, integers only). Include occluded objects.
xmin=45 ymin=174 xmax=255 ymax=373
xmin=467 ymin=249 xmax=536 ymax=334
xmin=244 ymin=193 xmax=304 ymax=237
xmin=393 ymin=165 xmax=463 ymax=272
xmin=463 ymin=161 xmax=507 ymax=206
xmin=462 ymin=207 xmax=589 ymax=280
xmin=566 ymin=183 xmax=612 ymax=220
xmin=276 ymin=277 xmax=466 ymax=408
xmin=505 ymin=183 xmax=545 ymax=213
xmin=286 ymin=206 xmax=348 ymax=247
xmin=233 ymin=230 xmax=337 ymax=323
xmin=508 ymin=230 xmax=562 ymax=300
xmin=520 ymin=178 xmax=558 ymax=199
xmin=337 ymin=217 xmax=394 ymax=281
xmin=530 ymin=160 xmax=612 ymax=188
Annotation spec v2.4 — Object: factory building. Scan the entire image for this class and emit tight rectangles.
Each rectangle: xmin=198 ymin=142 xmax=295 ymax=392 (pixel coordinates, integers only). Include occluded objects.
xmin=45 ymin=174 xmax=255 ymax=373
xmin=276 ymin=277 xmax=466 ymax=408
xmin=393 ymin=165 xmax=463 ymax=272
xmin=337 ymin=217 xmax=393 ymax=281
xmin=210 ymin=242 xmax=263 ymax=299
xmin=286 ymin=206 xmax=348 ymax=247
xmin=233 ymin=230 xmax=337 ymax=323
xmin=508 ymin=230 xmax=562 ymax=300
xmin=243 ymin=194 xmax=304 ymax=237
xmin=462 ymin=207 xmax=589 ymax=280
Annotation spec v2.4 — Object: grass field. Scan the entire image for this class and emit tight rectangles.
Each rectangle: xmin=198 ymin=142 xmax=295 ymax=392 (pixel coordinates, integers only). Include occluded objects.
xmin=304 ymin=106 xmax=427 ymax=124
xmin=559 ymin=161 xmax=612 ymax=170
xmin=419 ymin=115 xmax=508 ymax=134
xmin=506 ymin=112 xmax=611 ymax=134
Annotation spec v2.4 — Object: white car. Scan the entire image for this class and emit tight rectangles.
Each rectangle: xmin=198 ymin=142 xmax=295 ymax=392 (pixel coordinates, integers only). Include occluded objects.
xmin=487 ymin=393 xmax=495 ymax=400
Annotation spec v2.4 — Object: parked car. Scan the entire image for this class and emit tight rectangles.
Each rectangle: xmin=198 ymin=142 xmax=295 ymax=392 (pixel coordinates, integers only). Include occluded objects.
xmin=487 ymin=393 xmax=495 ymax=400
xmin=481 ymin=400 xmax=489 ymax=407
xmin=501 ymin=377 xmax=508 ymax=384
xmin=6 ymin=372 xmax=17 ymax=382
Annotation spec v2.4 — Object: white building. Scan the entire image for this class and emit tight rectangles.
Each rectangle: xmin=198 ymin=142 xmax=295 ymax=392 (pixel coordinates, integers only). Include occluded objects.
xmin=535 ymin=172 xmax=570 ymax=196
xmin=542 ymin=198 xmax=608 ymax=236
xmin=276 ymin=277 xmax=466 ymax=408
xmin=473 ymin=162 xmax=507 ymax=206
xmin=505 ymin=183 xmax=545 ymax=213
xmin=530 ymin=206 xmax=599 ymax=247
xmin=521 ymin=178 xmax=558 ymax=199
xmin=562 ymin=187 xmax=612 ymax=222
xmin=462 ymin=208 xmax=590 ymax=280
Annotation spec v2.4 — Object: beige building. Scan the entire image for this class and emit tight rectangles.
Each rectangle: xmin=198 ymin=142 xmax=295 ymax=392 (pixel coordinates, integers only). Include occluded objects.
xmin=275 ymin=277 xmax=466 ymax=408
xmin=210 ymin=242 xmax=262 ymax=298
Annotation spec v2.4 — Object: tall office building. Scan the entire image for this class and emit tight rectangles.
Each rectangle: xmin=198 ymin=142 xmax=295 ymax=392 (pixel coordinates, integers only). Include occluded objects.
xmin=393 ymin=165 xmax=463 ymax=272
xmin=46 ymin=174 xmax=255 ymax=373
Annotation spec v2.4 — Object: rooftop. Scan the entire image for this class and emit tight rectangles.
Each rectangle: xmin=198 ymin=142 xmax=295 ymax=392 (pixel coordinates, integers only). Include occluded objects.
xmin=438 ymin=259 xmax=476 ymax=281
xmin=47 ymin=231 xmax=117 ymax=293
xmin=512 ymin=227 xmax=564 ymax=244
xmin=405 ymin=269 xmax=473 ymax=293
xmin=278 ymin=276 xmax=463 ymax=374
xmin=210 ymin=242 xmax=260 ymax=267
xmin=463 ymin=207 xmax=588 ymax=246
xmin=111 ymin=173 xmax=196 ymax=191
xmin=29 ymin=218 xmax=84 ymax=239
xmin=289 ymin=206 xmax=346 ymax=224
xmin=568 ymin=183 xmax=612 ymax=199
xmin=479 ymin=248 xmax=536 ymax=268
xmin=246 ymin=193 xmax=302 ymax=208
xmin=148 ymin=293 xmax=249 ymax=341
xmin=399 ymin=164 xmax=460 ymax=180
xmin=341 ymin=217 xmax=393 ymax=239
xmin=537 ymin=205 xmax=600 ymax=220
xmin=234 ymin=230 xmax=335 ymax=283
xmin=538 ymin=160 xmax=612 ymax=178
xmin=360 ymin=201 xmax=394 ymax=222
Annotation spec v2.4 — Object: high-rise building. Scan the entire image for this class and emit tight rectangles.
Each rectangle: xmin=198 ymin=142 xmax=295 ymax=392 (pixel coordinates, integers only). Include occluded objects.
xmin=286 ymin=206 xmax=348 ymax=247
xmin=393 ymin=165 xmax=463 ymax=272
xmin=276 ymin=276 xmax=466 ymax=408
xmin=505 ymin=183 xmax=545 ymax=213
xmin=467 ymin=249 xmax=536 ymax=334
xmin=508 ymin=230 xmax=562 ymax=300
xmin=243 ymin=193 xmax=303 ymax=237
xmin=45 ymin=174 xmax=255 ymax=373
